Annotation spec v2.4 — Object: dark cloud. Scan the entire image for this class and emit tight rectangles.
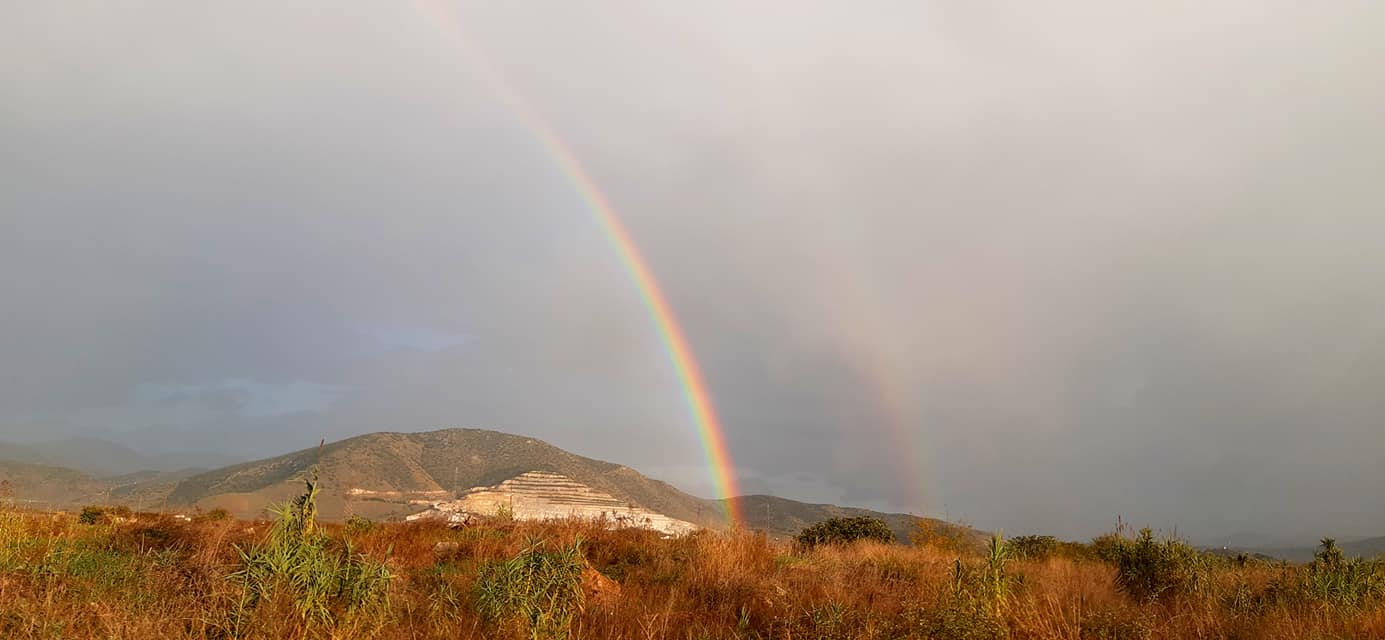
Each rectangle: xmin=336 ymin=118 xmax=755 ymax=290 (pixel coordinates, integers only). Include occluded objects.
xmin=3 ymin=1 xmax=1383 ymax=544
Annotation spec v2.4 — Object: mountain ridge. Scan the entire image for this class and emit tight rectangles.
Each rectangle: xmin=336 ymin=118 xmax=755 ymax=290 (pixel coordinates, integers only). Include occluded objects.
xmin=3 ymin=427 xmax=970 ymax=542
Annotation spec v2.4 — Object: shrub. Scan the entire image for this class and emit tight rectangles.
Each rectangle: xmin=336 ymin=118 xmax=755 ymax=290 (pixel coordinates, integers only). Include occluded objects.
xmin=79 ymin=505 xmax=106 ymax=525
xmin=344 ymin=515 xmax=375 ymax=536
xmin=1304 ymin=537 xmax=1385 ymax=610
xmin=76 ymin=505 xmax=129 ymax=525
xmin=228 ymin=470 xmax=392 ymax=635
xmin=196 ymin=508 xmax=231 ymax=523
xmin=474 ymin=537 xmax=587 ymax=640
xmin=1107 ymin=528 xmax=1207 ymax=602
xmin=797 ymin=517 xmax=895 ymax=548
xmin=1009 ymin=535 xmax=1059 ymax=560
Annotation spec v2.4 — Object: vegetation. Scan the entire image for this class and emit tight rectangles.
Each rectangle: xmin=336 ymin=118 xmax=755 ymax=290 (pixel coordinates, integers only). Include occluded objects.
xmin=795 ymin=516 xmax=896 ymax=548
xmin=1 ymin=501 xmax=1384 ymax=639
xmin=473 ymin=537 xmax=587 ymax=639
xmin=226 ymin=471 xmax=393 ymax=637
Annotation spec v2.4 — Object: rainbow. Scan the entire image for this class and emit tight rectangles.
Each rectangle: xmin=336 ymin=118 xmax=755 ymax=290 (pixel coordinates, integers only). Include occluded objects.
xmin=416 ymin=1 xmax=743 ymax=524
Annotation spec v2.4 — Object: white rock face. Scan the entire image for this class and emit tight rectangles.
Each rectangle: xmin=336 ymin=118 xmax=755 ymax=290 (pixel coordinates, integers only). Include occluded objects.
xmin=405 ymin=471 xmax=698 ymax=536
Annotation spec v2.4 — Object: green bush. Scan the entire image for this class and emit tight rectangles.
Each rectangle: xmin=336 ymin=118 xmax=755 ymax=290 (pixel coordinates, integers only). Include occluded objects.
xmin=1010 ymin=535 xmax=1059 ymax=560
xmin=474 ymin=537 xmax=587 ymax=640
xmin=228 ymin=470 xmax=392 ymax=635
xmin=1106 ymin=528 xmax=1207 ymax=602
xmin=79 ymin=506 xmax=106 ymax=525
xmin=1304 ymin=538 xmax=1385 ymax=610
xmin=77 ymin=505 xmax=131 ymax=525
xmin=796 ymin=517 xmax=896 ymax=548
xmin=344 ymin=515 xmax=375 ymax=536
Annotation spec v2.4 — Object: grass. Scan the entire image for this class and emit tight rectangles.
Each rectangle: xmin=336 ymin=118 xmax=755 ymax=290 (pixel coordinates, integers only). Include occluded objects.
xmin=0 ymin=501 xmax=1383 ymax=639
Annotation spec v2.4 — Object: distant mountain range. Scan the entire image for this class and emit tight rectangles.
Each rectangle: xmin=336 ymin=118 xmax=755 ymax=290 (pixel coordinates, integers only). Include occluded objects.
xmin=1217 ymin=537 xmax=1385 ymax=563
xmin=0 ymin=427 xmax=966 ymax=541
xmin=0 ymin=437 xmax=242 ymax=477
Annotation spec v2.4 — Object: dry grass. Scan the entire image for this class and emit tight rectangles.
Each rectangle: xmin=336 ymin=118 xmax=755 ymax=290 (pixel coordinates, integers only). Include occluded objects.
xmin=0 ymin=505 xmax=1382 ymax=639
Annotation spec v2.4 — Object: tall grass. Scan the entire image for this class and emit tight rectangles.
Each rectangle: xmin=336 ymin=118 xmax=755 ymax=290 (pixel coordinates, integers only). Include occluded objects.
xmin=0 ymin=503 xmax=1383 ymax=639
xmin=473 ymin=536 xmax=587 ymax=639
xmin=225 ymin=470 xmax=393 ymax=638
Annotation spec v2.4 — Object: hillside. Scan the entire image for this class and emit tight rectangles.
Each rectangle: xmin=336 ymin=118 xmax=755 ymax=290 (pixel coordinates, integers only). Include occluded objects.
xmin=160 ymin=428 xmax=955 ymax=540
xmin=727 ymin=494 xmax=980 ymax=543
xmin=165 ymin=429 xmax=721 ymax=525
xmin=0 ymin=460 xmax=107 ymax=507
xmin=6 ymin=427 xmax=970 ymax=541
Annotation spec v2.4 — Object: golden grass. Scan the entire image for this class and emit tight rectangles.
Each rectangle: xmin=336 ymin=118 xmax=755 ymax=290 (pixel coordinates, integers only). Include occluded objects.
xmin=0 ymin=506 xmax=1381 ymax=639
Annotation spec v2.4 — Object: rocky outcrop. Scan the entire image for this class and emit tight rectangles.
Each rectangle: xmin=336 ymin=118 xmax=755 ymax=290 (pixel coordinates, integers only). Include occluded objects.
xmin=406 ymin=471 xmax=698 ymax=536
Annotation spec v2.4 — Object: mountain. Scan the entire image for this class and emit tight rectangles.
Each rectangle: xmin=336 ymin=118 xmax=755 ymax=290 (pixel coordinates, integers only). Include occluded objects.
xmin=0 ymin=437 xmax=241 ymax=477
xmin=164 ymin=429 xmax=721 ymax=525
xmin=161 ymin=428 xmax=959 ymax=539
xmin=726 ymin=494 xmax=976 ymax=543
xmin=1223 ymin=536 xmax=1385 ymax=562
xmin=0 ymin=460 xmax=107 ymax=507
xmin=5 ymin=427 xmax=972 ymax=542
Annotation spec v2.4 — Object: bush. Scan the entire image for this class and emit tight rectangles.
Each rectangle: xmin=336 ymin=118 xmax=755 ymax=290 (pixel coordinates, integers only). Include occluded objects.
xmin=1106 ymin=528 xmax=1207 ymax=602
xmin=228 ymin=470 xmax=392 ymax=635
xmin=797 ymin=517 xmax=895 ymax=548
xmin=1010 ymin=535 xmax=1059 ymax=560
xmin=344 ymin=515 xmax=375 ymax=536
xmin=1304 ymin=537 xmax=1385 ymax=610
xmin=78 ymin=505 xmax=133 ymax=525
xmin=474 ymin=537 xmax=587 ymax=640
xmin=79 ymin=506 xmax=106 ymax=525
xmin=196 ymin=508 xmax=231 ymax=523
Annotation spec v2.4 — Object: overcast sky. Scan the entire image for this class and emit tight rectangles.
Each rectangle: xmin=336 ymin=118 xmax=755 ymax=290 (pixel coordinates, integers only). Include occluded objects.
xmin=4 ymin=1 xmax=1384 ymax=543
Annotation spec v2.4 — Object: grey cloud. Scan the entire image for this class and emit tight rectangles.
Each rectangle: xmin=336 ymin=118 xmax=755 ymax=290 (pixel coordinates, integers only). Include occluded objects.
xmin=3 ymin=1 xmax=1383 ymax=544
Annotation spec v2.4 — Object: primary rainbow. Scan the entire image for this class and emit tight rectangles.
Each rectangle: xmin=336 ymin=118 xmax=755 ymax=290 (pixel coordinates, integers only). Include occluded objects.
xmin=417 ymin=1 xmax=743 ymax=524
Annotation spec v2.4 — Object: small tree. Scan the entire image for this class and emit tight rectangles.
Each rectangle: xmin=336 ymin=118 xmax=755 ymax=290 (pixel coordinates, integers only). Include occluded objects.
xmin=796 ymin=516 xmax=895 ymax=548
xmin=0 ymin=479 xmax=13 ymax=506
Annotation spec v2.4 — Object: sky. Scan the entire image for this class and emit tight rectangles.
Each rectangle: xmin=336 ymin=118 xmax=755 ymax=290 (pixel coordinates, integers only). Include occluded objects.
xmin=3 ymin=1 xmax=1384 ymax=544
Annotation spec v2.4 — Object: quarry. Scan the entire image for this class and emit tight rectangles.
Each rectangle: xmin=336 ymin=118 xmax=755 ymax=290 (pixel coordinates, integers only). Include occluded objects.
xmin=405 ymin=470 xmax=699 ymax=536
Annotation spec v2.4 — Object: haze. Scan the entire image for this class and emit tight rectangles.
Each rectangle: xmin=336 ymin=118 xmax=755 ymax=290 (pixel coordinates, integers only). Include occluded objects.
xmin=3 ymin=2 xmax=1384 ymax=545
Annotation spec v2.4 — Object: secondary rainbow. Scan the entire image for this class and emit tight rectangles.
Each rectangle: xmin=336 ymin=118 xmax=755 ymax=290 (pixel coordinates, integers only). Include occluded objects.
xmin=416 ymin=1 xmax=743 ymax=524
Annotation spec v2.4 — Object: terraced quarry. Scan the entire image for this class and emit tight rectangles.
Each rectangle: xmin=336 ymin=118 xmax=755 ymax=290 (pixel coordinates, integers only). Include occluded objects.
xmin=407 ymin=470 xmax=699 ymax=535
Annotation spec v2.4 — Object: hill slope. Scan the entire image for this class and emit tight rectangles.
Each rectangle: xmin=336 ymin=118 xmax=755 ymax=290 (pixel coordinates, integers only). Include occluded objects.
xmin=0 ymin=460 xmax=107 ymax=507
xmin=165 ymin=429 xmax=720 ymax=525
xmin=727 ymin=494 xmax=979 ymax=543
xmin=161 ymin=428 xmax=960 ymax=540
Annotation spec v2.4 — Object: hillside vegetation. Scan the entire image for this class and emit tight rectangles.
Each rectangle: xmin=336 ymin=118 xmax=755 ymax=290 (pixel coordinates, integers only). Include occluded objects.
xmin=2 ymin=489 xmax=1383 ymax=640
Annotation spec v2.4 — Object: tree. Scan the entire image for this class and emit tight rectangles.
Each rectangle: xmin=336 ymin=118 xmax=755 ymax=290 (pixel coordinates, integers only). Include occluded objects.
xmin=796 ymin=516 xmax=895 ymax=548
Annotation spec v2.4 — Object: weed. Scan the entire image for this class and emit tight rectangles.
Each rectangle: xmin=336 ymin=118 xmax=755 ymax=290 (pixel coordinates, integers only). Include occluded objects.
xmin=473 ymin=536 xmax=587 ymax=639
xmin=227 ymin=469 xmax=392 ymax=637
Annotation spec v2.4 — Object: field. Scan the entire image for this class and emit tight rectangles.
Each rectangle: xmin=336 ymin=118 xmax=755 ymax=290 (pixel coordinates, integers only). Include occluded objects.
xmin=1 ymin=495 xmax=1383 ymax=640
